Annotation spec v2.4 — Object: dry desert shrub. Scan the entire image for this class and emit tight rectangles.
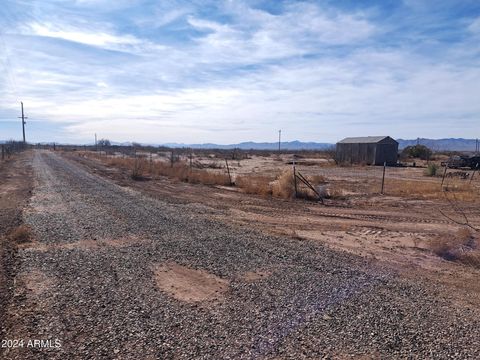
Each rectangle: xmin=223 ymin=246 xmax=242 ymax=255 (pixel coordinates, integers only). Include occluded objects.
xmin=188 ymin=169 xmax=231 ymax=186
xmin=149 ymin=160 xmax=231 ymax=185
xmin=85 ymin=153 xmax=231 ymax=186
xmin=107 ymin=157 xmax=133 ymax=169
xmin=376 ymin=179 xmax=479 ymax=201
xmin=430 ymin=228 xmax=480 ymax=268
xmin=324 ymin=185 xmax=347 ymax=200
xmin=272 ymin=169 xmax=295 ymax=199
xmin=424 ymin=163 xmax=439 ymax=176
xmin=9 ymin=225 xmax=32 ymax=243
xmin=235 ymin=175 xmax=273 ymax=196
xmin=153 ymin=162 xmax=189 ymax=181
xmin=308 ymin=174 xmax=326 ymax=184
xmin=457 ymin=251 xmax=480 ymax=269
xmin=237 ymin=170 xmax=327 ymax=200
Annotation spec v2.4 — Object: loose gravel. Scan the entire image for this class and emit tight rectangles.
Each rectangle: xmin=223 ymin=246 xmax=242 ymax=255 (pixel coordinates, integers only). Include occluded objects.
xmin=3 ymin=150 xmax=480 ymax=359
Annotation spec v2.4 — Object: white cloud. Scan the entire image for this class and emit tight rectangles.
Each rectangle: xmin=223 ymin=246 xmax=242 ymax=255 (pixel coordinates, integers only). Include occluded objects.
xmin=19 ymin=48 xmax=477 ymax=143
xmin=28 ymin=22 xmax=140 ymax=47
xmin=468 ymin=16 xmax=480 ymax=34
xmin=1 ymin=0 xmax=479 ymax=143
xmin=133 ymin=5 xmax=191 ymax=28
xmin=185 ymin=3 xmax=376 ymax=66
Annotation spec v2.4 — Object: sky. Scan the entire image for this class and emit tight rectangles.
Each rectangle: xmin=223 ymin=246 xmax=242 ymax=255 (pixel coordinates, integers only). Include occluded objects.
xmin=0 ymin=0 xmax=479 ymax=144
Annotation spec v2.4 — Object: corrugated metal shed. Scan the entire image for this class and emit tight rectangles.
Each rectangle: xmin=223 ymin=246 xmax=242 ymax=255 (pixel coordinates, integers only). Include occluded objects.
xmin=338 ymin=136 xmax=393 ymax=144
xmin=336 ymin=136 xmax=398 ymax=166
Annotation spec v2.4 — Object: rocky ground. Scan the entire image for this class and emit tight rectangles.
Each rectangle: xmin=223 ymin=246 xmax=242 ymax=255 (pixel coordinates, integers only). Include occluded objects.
xmin=2 ymin=150 xmax=480 ymax=359
xmin=0 ymin=152 xmax=33 ymax=345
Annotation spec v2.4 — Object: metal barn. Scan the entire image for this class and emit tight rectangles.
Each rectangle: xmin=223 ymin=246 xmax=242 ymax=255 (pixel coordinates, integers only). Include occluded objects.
xmin=336 ymin=136 xmax=399 ymax=166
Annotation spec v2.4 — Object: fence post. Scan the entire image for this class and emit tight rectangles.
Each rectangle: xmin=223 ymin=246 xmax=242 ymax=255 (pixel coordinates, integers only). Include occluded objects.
xmin=149 ymin=152 xmax=153 ymax=174
xmin=225 ymin=158 xmax=232 ymax=185
xmin=470 ymin=163 xmax=478 ymax=185
xmin=133 ymin=147 xmax=138 ymax=177
xmin=293 ymin=157 xmax=298 ymax=198
xmin=381 ymin=162 xmax=386 ymax=194
xmin=441 ymin=165 xmax=448 ymax=188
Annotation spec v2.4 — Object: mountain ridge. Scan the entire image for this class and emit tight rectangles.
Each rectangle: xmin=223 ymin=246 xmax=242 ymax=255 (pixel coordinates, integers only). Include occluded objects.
xmin=162 ymin=138 xmax=478 ymax=151
xmin=2 ymin=138 xmax=477 ymax=151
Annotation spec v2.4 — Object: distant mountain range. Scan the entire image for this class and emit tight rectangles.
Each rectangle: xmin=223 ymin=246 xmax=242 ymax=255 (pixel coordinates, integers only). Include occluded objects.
xmin=2 ymin=138 xmax=478 ymax=152
xmin=161 ymin=140 xmax=333 ymax=150
xmin=163 ymin=138 xmax=478 ymax=151
xmin=396 ymin=138 xmax=479 ymax=151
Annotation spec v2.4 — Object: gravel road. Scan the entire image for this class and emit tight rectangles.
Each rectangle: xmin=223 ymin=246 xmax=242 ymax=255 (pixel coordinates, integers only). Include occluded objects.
xmin=3 ymin=150 xmax=480 ymax=359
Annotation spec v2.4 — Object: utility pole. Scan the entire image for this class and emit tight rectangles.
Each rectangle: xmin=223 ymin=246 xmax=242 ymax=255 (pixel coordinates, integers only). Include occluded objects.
xmin=278 ymin=130 xmax=281 ymax=152
xmin=18 ymin=102 xmax=27 ymax=143
xmin=95 ymin=133 xmax=97 ymax=151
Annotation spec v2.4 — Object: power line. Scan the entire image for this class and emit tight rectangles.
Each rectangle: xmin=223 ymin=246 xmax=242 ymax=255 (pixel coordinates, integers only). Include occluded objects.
xmin=278 ymin=129 xmax=281 ymax=152
xmin=17 ymin=102 xmax=27 ymax=143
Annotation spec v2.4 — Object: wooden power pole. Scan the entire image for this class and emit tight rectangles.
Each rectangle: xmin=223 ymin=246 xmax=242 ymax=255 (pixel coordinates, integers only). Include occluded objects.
xmin=18 ymin=102 xmax=27 ymax=143
xmin=278 ymin=130 xmax=281 ymax=152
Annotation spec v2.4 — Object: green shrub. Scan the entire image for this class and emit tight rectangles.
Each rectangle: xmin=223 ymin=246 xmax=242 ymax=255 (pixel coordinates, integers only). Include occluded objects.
xmin=425 ymin=163 xmax=438 ymax=176
xmin=401 ymin=145 xmax=433 ymax=160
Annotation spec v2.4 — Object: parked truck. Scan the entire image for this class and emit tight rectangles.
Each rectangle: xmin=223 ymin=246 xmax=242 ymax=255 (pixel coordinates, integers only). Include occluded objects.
xmin=442 ymin=155 xmax=480 ymax=169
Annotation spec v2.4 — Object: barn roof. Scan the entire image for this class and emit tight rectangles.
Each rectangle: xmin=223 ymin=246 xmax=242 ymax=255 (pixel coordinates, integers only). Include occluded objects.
xmin=337 ymin=136 xmax=397 ymax=144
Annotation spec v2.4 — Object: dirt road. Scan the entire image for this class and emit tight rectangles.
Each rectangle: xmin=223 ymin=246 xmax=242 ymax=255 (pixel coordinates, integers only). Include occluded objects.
xmin=2 ymin=150 xmax=480 ymax=359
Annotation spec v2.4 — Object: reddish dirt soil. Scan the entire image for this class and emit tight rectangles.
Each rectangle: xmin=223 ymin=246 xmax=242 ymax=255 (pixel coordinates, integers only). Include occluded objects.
xmin=153 ymin=262 xmax=229 ymax=303
xmin=64 ymin=152 xmax=480 ymax=308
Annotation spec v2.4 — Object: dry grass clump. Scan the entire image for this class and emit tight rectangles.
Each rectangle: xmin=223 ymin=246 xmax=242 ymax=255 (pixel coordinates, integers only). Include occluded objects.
xmin=235 ymin=170 xmax=295 ymax=199
xmin=441 ymin=184 xmax=480 ymax=202
xmin=377 ymin=179 xmax=479 ymax=201
xmin=235 ymin=175 xmax=273 ymax=196
xmin=106 ymin=157 xmax=134 ymax=169
xmin=188 ymin=169 xmax=231 ymax=186
xmin=379 ymin=180 xmax=439 ymax=198
xmin=430 ymin=228 xmax=480 ymax=268
xmin=149 ymin=160 xmax=231 ymax=185
xmin=308 ymin=174 xmax=326 ymax=184
xmin=9 ymin=225 xmax=32 ymax=243
xmin=424 ymin=163 xmax=438 ymax=177
xmin=272 ymin=169 xmax=295 ymax=199
xmin=237 ymin=170 xmax=327 ymax=200
xmin=323 ymin=185 xmax=347 ymax=200
xmin=84 ymin=153 xmax=231 ymax=186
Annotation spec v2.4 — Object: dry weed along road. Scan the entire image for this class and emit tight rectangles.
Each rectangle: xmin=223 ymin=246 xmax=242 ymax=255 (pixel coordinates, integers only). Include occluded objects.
xmin=3 ymin=150 xmax=480 ymax=359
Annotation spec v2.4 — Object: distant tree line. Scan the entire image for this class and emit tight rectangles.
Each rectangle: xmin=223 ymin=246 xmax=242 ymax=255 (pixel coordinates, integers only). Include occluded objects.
xmin=401 ymin=145 xmax=432 ymax=160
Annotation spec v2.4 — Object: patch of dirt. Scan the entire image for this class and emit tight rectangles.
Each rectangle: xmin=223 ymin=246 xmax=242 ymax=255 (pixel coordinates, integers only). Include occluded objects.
xmin=8 ymin=224 xmax=33 ymax=243
xmin=16 ymin=269 xmax=54 ymax=296
xmin=152 ymin=263 xmax=229 ymax=303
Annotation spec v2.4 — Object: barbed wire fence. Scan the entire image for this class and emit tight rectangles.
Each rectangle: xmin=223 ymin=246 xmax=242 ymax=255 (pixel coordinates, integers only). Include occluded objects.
xmin=1 ymin=141 xmax=28 ymax=161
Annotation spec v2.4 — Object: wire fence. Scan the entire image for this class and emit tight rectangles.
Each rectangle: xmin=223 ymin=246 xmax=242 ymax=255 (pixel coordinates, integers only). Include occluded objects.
xmin=1 ymin=141 xmax=28 ymax=161
xmin=296 ymin=162 xmax=480 ymax=199
xmin=59 ymin=146 xmax=480 ymax=202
